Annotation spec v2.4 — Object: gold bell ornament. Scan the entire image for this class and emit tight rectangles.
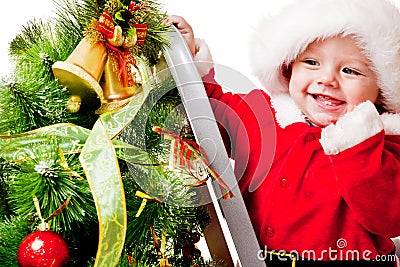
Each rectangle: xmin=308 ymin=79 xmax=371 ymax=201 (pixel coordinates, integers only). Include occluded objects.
xmin=52 ymin=37 xmax=107 ymax=113
xmin=95 ymin=51 xmax=142 ymax=114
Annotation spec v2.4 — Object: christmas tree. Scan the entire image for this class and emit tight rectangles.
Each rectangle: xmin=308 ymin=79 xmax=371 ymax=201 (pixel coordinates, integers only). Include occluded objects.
xmin=0 ymin=0 xmax=229 ymax=266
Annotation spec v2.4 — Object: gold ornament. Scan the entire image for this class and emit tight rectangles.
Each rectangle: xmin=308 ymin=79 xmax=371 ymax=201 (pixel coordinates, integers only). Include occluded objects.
xmin=122 ymin=34 xmax=137 ymax=49
xmin=102 ymin=52 xmax=138 ymax=102
xmin=66 ymin=95 xmax=82 ymax=113
xmin=107 ymin=25 xmax=124 ymax=47
xmin=95 ymin=52 xmax=141 ymax=114
xmin=52 ymin=37 xmax=107 ymax=112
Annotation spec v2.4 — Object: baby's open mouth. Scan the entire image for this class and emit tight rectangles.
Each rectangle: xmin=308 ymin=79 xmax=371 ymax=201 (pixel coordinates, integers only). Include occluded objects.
xmin=311 ymin=94 xmax=345 ymax=107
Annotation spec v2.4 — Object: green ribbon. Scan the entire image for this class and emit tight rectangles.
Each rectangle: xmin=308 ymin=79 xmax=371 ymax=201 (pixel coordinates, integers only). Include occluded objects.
xmin=78 ymin=65 xmax=153 ymax=267
xmin=0 ymin=123 xmax=90 ymax=162
xmin=80 ymin=119 xmax=126 ymax=266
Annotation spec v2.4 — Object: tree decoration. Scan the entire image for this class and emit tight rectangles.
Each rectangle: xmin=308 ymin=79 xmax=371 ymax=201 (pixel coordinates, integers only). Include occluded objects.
xmin=154 ymin=125 xmax=234 ymax=199
xmin=17 ymin=229 xmax=70 ymax=267
xmin=52 ymin=0 xmax=170 ymax=113
xmin=17 ymin=198 xmax=70 ymax=267
xmin=0 ymin=0 xmax=228 ymax=266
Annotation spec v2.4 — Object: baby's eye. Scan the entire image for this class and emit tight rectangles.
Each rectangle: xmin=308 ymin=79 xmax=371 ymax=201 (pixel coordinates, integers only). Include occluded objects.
xmin=303 ymin=59 xmax=319 ymax=66
xmin=342 ymin=67 xmax=362 ymax=76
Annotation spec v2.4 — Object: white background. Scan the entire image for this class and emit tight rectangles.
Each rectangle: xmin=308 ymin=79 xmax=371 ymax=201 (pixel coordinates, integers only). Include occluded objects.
xmin=0 ymin=0 xmax=296 ymax=81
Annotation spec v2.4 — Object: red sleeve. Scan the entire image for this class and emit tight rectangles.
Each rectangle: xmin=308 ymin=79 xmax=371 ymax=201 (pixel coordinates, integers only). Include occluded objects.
xmin=201 ymin=69 xmax=247 ymax=159
xmin=332 ymin=133 xmax=400 ymax=237
xmin=200 ymin=69 xmax=276 ymax=194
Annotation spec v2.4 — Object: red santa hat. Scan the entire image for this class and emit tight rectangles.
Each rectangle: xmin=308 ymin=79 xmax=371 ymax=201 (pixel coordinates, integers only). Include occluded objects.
xmin=248 ymin=0 xmax=400 ymax=113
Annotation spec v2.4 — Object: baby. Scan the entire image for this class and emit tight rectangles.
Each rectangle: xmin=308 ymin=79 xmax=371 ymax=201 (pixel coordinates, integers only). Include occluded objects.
xmin=168 ymin=0 xmax=400 ymax=265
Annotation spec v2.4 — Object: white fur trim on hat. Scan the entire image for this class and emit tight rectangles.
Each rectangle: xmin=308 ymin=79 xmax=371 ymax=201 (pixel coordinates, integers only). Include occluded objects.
xmin=248 ymin=0 xmax=400 ymax=113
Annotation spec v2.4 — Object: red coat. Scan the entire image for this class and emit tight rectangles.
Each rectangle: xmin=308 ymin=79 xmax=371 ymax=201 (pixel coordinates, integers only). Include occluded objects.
xmin=202 ymin=70 xmax=400 ymax=261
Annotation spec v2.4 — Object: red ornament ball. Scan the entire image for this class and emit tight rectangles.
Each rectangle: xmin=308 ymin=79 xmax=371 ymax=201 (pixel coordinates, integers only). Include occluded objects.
xmin=17 ymin=230 xmax=70 ymax=267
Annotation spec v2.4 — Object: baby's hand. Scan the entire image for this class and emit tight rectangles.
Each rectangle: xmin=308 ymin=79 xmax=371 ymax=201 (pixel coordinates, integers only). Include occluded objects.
xmin=165 ymin=15 xmax=196 ymax=57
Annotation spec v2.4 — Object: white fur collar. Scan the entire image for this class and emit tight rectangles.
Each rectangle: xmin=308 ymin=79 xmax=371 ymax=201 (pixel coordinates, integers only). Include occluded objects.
xmin=270 ymin=93 xmax=400 ymax=135
xmin=269 ymin=94 xmax=306 ymax=128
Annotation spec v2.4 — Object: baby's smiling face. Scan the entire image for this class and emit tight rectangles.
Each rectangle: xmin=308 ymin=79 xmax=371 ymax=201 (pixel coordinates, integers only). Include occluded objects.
xmin=288 ymin=35 xmax=380 ymax=127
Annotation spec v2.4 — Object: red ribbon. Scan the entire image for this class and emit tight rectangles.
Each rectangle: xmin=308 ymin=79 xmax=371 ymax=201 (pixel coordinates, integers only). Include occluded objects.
xmin=134 ymin=24 xmax=147 ymax=45
xmin=97 ymin=10 xmax=126 ymax=85
xmin=105 ymin=43 xmax=129 ymax=86
xmin=153 ymin=125 xmax=234 ymax=199
xmin=97 ymin=10 xmax=114 ymax=39
xmin=97 ymin=9 xmax=146 ymax=85
xmin=129 ymin=1 xmax=141 ymax=13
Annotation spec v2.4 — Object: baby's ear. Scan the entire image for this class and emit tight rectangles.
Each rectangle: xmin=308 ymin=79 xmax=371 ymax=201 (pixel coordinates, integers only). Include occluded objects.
xmin=281 ymin=63 xmax=292 ymax=80
xmin=374 ymin=94 xmax=386 ymax=114
xmin=375 ymin=93 xmax=383 ymax=105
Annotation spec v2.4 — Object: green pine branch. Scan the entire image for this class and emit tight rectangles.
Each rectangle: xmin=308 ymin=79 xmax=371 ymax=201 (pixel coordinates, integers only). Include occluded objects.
xmin=0 ymin=216 xmax=30 ymax=267
xmin=6 ymin=135 xmax=97 ymax=237
xmin=3 ymin=15 xmax=97 ymax=134
xmin=0 ymin=160 xmax=12 ymax=218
